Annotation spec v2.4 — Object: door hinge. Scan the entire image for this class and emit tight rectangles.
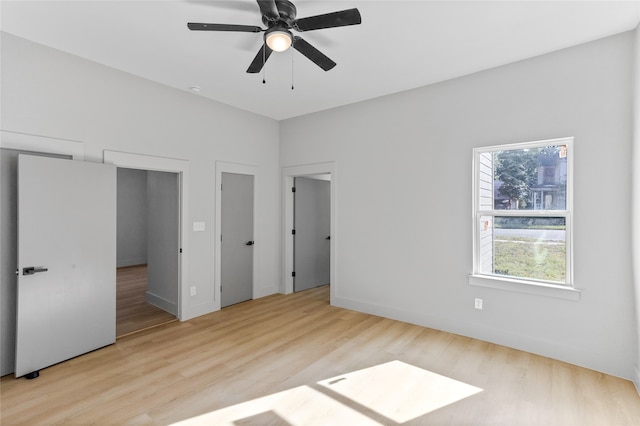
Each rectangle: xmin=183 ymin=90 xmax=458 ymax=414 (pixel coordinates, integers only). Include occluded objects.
xmin=179 ymin=248 xmax=183 ymax=253
xmin=292 ymin=187 xmax=296 ymax=192
xmin=292 ymin=271 xmax=296 ymax=277
xmin=291 ymin=229 xmax=296 ymax=235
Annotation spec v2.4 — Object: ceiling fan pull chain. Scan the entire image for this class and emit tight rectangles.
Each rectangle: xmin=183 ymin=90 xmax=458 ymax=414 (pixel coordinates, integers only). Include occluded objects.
xmin=262 ymin=44 xmax=267 ymax=84
xmin=291 ymin=49 xmax=295 ymax=90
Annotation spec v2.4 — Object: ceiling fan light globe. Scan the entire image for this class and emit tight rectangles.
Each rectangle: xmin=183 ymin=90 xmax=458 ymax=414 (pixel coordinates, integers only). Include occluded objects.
xmin=266 ymin=30 xmax=292 ymax=52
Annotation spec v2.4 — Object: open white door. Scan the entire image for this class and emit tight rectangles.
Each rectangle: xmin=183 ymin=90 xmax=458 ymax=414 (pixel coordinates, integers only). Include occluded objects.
xmin=16 ymin=155 xmax=116 ymax=378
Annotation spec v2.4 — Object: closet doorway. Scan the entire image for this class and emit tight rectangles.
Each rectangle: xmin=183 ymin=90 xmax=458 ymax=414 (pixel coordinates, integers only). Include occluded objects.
xmin=116 ymin=168 xmax=179 ymax=337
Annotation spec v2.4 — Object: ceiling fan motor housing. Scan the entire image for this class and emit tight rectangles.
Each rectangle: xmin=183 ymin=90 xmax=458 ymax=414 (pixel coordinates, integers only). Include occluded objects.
xmin=265 ymin=25 xmax=292 ymax=38
xmin=262 ymin=0 xmax=297 ymax=27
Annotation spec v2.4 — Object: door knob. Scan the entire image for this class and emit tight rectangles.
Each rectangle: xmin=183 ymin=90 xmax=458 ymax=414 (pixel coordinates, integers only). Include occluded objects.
xmin=23 ymin=267 xmax=48 ymax=276
xmin=245 ymin=241 xmax=255 ymax=246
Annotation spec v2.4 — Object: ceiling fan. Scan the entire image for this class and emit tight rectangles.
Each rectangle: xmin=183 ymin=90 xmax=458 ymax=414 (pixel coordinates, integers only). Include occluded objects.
xmin=188 ymin=0 xmax=361 ymax=73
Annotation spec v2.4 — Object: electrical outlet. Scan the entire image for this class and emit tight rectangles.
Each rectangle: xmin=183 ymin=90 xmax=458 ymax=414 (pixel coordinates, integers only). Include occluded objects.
xmin=190 ymin=286 xmax=197 ymax=296
xmin=475 ymin=298 xmax=483 ymax=310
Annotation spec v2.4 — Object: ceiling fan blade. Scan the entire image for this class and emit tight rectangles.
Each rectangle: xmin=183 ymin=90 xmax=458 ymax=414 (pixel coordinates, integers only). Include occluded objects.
xmin=292 ymin=36 xmax=336 ymax=71
xmin=247 ymin=44 xmax=273 ymax=73
xmin=188 ymin=22 xmax=263 ymax=32
xmin=257 ymin=0 xmax=279 ymax=21
xmin=294 ymin=8 xmax=361 ymax=32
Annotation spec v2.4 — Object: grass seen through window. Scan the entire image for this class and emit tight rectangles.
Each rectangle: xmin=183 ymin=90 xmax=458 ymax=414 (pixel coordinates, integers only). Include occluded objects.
xmin=494 ymin=236 xmax=566 ymax=282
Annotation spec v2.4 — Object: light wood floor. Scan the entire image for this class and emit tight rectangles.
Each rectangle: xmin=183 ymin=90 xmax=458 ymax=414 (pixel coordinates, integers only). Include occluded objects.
xmin=116 ymin=264 xmax=177 ymax=338
xmin=2 ymin=285 xmax=639 ymax=425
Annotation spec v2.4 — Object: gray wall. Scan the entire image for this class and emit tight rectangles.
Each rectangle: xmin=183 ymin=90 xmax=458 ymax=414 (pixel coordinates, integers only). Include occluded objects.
xmin=117 ymin=168 xmax=148 ymax=267
xmin=1 ymin=32 xmax=280 ymax=374
xmin=2 ymin=27 xmax=638 ymax=383
xmin=146 ymin=170 xmax=179 ymax=314
xmin=281 ymin=31 xmax=637 ymax=380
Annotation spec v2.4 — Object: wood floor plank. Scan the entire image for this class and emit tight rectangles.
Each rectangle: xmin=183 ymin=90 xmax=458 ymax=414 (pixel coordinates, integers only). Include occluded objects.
xmin=2 ymin=285 xmax=639 ymax=425
xmin=116 ymin=264 xmax=177 ymax=337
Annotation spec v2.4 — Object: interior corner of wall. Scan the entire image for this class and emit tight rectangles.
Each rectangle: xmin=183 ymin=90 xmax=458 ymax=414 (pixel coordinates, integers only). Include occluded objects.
xmin=633 ymin=365 xmax=640 ymax=397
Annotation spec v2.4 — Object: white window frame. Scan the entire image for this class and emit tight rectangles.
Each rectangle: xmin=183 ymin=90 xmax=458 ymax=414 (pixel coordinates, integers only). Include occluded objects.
xmin=469 ymin=137 xmax=580 ymax=301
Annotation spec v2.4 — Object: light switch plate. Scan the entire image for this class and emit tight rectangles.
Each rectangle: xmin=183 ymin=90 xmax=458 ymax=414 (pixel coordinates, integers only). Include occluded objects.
xmin=193 ymin=221 xmax=205 ymax=232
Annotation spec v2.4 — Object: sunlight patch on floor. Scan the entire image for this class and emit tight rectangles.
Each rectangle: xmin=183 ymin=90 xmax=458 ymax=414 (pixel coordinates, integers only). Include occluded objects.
xmin=318 ymin=360 xmax=483 ymax=423
xmin=171 ymin=360 xmax=482 ymax=425
xmin=171 ymin=385 xmax=378 ymax=426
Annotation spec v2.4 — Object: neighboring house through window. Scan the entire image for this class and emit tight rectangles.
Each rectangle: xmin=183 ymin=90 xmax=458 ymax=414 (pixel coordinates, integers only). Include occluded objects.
xmin=471 ymin=137 xmax=574 ymax=290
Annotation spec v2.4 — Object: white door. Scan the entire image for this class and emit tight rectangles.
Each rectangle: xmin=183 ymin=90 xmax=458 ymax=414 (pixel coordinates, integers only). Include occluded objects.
xmin=1 ymin=149 xmax=70 ymax=376
xmin=16 ymin=155 xmax=116 ymax=378
xmin=294 ymin=177 xmax=330 ymax=292
xmin=220 ymin=172 xmax=254 ymax=308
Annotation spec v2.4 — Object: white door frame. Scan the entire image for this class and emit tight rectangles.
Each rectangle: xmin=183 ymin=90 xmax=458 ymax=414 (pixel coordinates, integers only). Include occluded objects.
xmin=103 ymin=150 xmax=190 ymax=321
xmin=215 ymin=161 xmax=259 ymax=310
xmin=0 ymin=130 xmax=84 ymax=160
xmin=282 ymin=162 xmax=336 ymax=301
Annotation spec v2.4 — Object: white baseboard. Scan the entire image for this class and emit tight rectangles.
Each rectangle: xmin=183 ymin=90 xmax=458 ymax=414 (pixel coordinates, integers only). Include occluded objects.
xmin=117 ymin=257 xmax=147 ymax=268
xmin=331 ymin=295 xmax=632 ymax=381
xmin=633 ymin=366 xmax=640 ymax=397
xmin=145 ymin=291 xmax=177 ymax=316
xmin=182 ymin=302 xmax=216 ymax=322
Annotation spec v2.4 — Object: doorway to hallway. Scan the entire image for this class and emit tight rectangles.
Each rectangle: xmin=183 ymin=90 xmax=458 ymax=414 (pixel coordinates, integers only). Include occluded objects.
xmin=282 ymin=162 xmax=336 ymax=302
xmin=293 ymin=175 xmax=331 ymax=292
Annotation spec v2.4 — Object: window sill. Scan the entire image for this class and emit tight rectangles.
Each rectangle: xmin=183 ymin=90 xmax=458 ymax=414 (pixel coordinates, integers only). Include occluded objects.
xmin=468 ymin=274 xmax=581 ymax=301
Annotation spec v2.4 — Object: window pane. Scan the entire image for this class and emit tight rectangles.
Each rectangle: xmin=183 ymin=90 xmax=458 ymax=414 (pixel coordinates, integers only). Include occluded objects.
xmin=478 ymin=215 xmax=494 ymax=275
xmin=491 ymin=145 xmax=567 ymax=210
xmin=480 ymin=216 xmax=566 ymax=283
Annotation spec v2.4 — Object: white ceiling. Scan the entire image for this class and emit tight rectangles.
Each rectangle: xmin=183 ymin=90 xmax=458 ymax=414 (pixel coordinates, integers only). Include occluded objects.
xmin=2 ymin=1 xmax=639 ymax=120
